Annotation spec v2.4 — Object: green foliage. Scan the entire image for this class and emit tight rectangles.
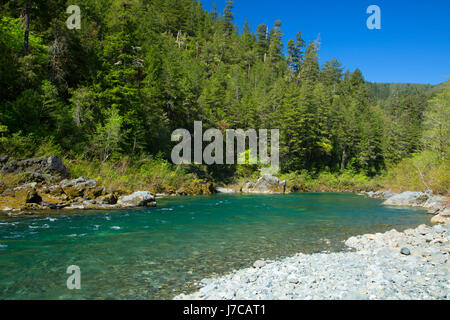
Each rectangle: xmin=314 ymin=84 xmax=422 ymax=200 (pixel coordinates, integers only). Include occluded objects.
xmin=0 ymin=131 xmax=36 ymax=158
xmin=367 ymin=82 xmax=434 ymax=101
xmin=422 ymin=82 xmax=450 ymax=160
xmin=278 ymin=170 xmax=382 ymax=193
xmin=382 ymin=150 xmax=450 ymax=194
xmin=0 ymin=0 xmax=447 ymax=193
xmin=0 ymin=16 xmax=48 ymax=58
xmin=66 ymin=155 xmax=195 ymax=194
xmin=93 ymin=107 xmax=123 ymax=162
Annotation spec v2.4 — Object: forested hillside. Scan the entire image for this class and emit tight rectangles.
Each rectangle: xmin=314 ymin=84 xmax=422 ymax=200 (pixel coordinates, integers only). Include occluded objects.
xmin=366 ymin=83 xmax=435 ymax=101
xmin=0 ymin=0 xmax=448 ymax=192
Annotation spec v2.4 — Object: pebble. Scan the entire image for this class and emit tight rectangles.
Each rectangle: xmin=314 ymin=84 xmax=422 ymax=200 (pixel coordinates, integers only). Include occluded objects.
xmin=287 ymin=275 xmax=299 ymax=284
xmin=400 ymin=248 xmax=411 ymax=255
xmin=253 ymin=260 xmax=266 ymax=268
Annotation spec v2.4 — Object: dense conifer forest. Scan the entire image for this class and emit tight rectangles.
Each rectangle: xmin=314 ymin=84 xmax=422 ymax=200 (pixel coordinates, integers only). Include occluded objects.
xmin=0 ymin=0 xmax=448 ymax=193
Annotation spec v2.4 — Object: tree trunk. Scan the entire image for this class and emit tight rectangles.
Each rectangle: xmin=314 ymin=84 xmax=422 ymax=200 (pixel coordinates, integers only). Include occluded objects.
xmin=51 ymin=23 xmax=59 ymax=85
xmin=23 ymin=1 xmax=30 ymax=56
xmin=340 ymin=148 xmax=347 ymax=171
xmin=196 ymin=41 xmax=199 ymax=59
xmin=75 ymin=102 xmax=81 ymax=126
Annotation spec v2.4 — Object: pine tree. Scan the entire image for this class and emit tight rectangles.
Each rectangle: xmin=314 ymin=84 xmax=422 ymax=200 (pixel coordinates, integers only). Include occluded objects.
xmin=299 ymin=40 xmax=319 ymax=84
xmin=287 ymin=31 xmax=305 ymax=76
xmin=268 ymin=20 xmax=283 ymax=64
xmin=223 ymin=0 xmax=234 ymax=34
xmin=256 ymin=24 xmax=268 ymax=62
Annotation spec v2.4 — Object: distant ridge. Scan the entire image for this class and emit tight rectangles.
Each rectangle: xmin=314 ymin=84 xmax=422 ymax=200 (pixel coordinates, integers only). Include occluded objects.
xmin=366 ymin=82 xmax=436 ymax=101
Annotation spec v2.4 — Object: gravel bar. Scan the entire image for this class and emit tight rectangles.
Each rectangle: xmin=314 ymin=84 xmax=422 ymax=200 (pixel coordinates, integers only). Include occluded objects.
xmin=175 ymin=223 xmax=450 ymax=300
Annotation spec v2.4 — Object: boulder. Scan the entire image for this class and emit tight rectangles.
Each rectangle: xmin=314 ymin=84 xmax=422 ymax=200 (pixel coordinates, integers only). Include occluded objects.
xmin=242 ymin=175 xmax=286 ymax=194
xmin=96 ymin=193 xmax=118 ymax=205
xmin=423 ymin=195 xmax=447 ymax=214
xmin=0 ymin=155 xmax=69 ymax=179
xmin=430 ymin=206 xmax=450 ymax=224
xmin=243 ymin=182 xmax=255 ymax=190
xmin=47 ymin=184 xmax=66 ymax=197
xmin=366 ymin=190 xmax=396 ymax=200
xmin=383 ymin=191 xmax=428 ymax=207
xmin=45 ymin=156 xmax=69 ymax=176
xmin=41 ymin=201 xmax=69 ymax=210
xmin=176 ymin=180 xmax=215 ymax=196
xmin=117 ymin=191 xmax=155 ymax=207
xmin=13 ymin=183 xmax=42 ymax=204
xmin=60 ymin=177 xmax=104 ymax=200
xmin=23 ymin=172 xmax=58 ymax=183
xmin=382 ymin=191 xmax=447 ymax=217
xmin=216 ymin=187 xmax=235 ymax=194
xmin=439 ymin=205 xmax=450 ymax=217
xmin=155 ymin=193 xmax=170 ymax=198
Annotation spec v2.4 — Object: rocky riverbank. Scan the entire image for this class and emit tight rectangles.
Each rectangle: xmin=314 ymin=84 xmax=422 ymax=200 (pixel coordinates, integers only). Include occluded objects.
xmin=364 ymin=190 xmax=449 ymax=224
xmin=175 ymin=222 xmax=450 ymax=300
xmin=175 ymin=189 xmax=449 ymax=300
xmin=0 ymin=156 xmax=156 ymax=214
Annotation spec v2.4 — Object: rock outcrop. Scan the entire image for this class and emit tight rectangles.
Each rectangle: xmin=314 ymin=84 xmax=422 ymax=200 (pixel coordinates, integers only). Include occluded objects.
xmin=430 ymin=206 xmax=450 ymax=224
xmin=364 ymin=190 xmax=396 ymax=200
xmin=175 ymin=179 xmax=216 ymax=196
xmin=0 ymin=157 xmax=156 ymax=214
xmin=60 ymin=177 xmax=101 ymax=199
xmin=0 ymin=155 xmax=69 ymax=182
xmin=242 ymin=174 xmax=286 ymax=194
xmin=381 ymin=190 xmax=446 ymax=214
xmin=366 ymin=189 xmax=448 ymax=224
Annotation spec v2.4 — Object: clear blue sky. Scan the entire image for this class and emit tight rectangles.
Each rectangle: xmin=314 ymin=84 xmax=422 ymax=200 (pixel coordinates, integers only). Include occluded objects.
xmin=200 ymin=0 xmax=450 ymax=84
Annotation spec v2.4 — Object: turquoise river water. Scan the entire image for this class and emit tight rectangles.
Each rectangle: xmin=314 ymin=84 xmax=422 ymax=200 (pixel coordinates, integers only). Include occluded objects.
xmin=0 ymin=193 xmax=430 ymax=299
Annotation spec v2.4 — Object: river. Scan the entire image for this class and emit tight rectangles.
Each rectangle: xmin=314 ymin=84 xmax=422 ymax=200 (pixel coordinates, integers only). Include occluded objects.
xmin=0 ymin=193 xmax=430 ymax=299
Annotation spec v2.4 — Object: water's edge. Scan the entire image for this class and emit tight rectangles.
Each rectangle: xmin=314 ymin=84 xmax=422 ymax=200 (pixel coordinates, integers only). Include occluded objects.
xmin=175 ymin=191 xmax=449 ymax=300
xmin=176 ymin=222 xmax=449 ymax=300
